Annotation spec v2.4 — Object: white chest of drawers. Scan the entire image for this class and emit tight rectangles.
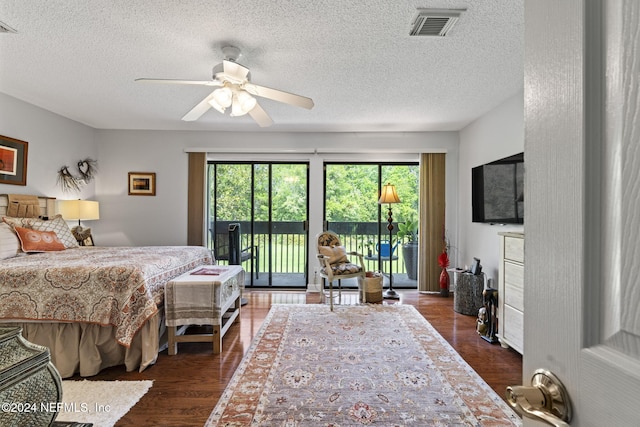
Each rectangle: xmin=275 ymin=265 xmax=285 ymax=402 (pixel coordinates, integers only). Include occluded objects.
xmin=497 ymin=232 xmax=524 ymax=354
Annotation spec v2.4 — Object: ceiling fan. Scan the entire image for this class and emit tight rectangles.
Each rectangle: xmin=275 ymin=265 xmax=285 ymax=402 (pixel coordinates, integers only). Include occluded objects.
xmin=135 ymin=46 xmax=314 ymax=127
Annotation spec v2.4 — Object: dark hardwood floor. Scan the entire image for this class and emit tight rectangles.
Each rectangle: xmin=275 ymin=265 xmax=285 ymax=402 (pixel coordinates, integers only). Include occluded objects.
xmin=80 ymin=290 xmax=522 ymax=427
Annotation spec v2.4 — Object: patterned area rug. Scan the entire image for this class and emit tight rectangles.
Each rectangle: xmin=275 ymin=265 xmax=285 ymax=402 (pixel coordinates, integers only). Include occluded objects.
xmin=205 ymin=304 xmax=522 ymax=426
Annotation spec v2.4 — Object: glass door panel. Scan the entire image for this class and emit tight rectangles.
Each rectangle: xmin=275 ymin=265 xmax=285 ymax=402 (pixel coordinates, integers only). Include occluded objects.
xmin=324 ymin=163 xmax=419 ymax=288
xmin=270 ymin=164 xmax=308 ymax=285
xmin=208 ymin=162 xmax=308 ymax=288
xmin=324 ymin=164 xmax=378 ymax=256
xmin=209 ymin=164 xmax=257 ymax=282
xmin=381 ymin=164 xmax=419 ymax=283
xmin=252 ymin=164 xmax=269 ymax=285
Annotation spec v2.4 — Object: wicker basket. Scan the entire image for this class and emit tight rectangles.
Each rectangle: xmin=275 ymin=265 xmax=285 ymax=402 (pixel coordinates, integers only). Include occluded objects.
xmin=358 ymin=272 xmax=383 ymax=303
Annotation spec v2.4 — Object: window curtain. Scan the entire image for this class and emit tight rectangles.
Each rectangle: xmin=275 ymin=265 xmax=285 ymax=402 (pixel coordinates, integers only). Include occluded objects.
xmin=418 ymin=153 xmax=446 ymax=292
xmin=187 ymin=152 xmax=206 ymax=246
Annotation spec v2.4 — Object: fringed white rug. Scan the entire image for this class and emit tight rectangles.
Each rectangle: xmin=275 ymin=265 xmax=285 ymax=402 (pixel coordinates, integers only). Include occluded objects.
xmin=54 ymin=380 xmax=153 ymax=427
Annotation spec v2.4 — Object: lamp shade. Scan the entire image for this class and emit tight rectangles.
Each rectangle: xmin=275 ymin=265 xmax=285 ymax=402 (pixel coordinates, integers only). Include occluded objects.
xmin=57 ymin=200 xmax=100 ymax=221
xmin=212 ymin=87 xmax=233 ymax=108
xmin=236 ymin=90 xmax=257 ymax=113
xmin=208 ymin=97 xmax=226 ymax=114
xmin=378 ymin=183 xmax=401 ymax=204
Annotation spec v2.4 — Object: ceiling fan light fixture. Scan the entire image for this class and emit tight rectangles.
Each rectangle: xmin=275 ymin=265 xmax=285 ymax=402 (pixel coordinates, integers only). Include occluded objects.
xmin=208 ymin=97 xmax=226 ymax=114
xmin=137 ymin=45 xmax=313 ymax=125
xmin=212 ymin=87 xmax=232 ymax=108
xmin=236 ymin=90 xmax=257 ymax=113
xmin=230 ymin=93 xmax=247 ymax=117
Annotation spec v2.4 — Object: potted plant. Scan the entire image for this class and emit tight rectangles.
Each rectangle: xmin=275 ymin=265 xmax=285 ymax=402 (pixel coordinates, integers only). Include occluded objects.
xmin=397 ymin=217 xmax=419 ymax=280
xmin=365 ymin=239 xmax=374 ymax=257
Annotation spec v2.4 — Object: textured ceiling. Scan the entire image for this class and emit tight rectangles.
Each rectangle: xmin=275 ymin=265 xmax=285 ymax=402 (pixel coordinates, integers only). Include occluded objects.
xmin=0 ymin=0 xmax=523 ymax=132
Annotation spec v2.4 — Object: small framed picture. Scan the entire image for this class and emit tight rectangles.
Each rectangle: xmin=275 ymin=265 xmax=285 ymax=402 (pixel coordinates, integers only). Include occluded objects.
xmin=82 ymin=235 xmax=95 ymax=246
xmin=0 ymin=134 xmax=28 ymax=186
xmin=128 ymin=172 xmax=156 ymax=196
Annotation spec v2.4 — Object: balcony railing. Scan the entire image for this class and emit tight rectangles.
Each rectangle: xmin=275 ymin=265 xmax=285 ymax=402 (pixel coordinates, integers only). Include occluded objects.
xmin=210 ymin=221 xmax=415 ymax=283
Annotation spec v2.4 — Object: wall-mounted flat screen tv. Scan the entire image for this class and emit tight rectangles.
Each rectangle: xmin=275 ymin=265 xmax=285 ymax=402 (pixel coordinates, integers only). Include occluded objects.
xmin=472 ymin=152 xmax=524 ymax=224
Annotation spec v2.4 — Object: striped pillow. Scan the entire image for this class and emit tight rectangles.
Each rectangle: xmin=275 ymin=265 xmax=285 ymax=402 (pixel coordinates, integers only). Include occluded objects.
xmin=0 ymin=222 xmax=21 ymax=259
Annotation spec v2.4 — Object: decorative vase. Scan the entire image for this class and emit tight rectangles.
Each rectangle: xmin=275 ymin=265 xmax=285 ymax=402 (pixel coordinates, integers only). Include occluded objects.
xmin=439 ymin=268 xmax=450 ymax=297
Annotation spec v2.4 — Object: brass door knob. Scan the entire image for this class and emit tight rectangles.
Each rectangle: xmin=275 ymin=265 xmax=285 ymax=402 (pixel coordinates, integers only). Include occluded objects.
xmin=506 ymin=369 xmax=572 ymax=427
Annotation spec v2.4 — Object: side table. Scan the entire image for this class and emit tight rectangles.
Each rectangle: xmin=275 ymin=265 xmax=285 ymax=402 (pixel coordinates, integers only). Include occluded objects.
xmin=165 ymin=265 xmax=244 ymax=355
xmin=453 ymin=272 xmax=485 ymax=315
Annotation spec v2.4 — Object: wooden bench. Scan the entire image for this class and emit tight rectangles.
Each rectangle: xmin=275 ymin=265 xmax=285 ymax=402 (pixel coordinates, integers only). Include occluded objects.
xmin=164 ymin=265 xmax=244 ymax=354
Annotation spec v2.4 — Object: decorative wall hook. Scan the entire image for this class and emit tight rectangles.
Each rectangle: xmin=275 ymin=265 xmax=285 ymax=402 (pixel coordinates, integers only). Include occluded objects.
xmin=57 ymin=166 xmax=82 ymax=192
xmin=77 ymin=158 xmax=98 ymax=182
xmin=57 ymin=158 xmax=98 ymax=193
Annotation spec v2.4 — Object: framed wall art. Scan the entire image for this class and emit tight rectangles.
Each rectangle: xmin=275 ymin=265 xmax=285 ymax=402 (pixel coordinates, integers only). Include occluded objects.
xmin=128 ymin=172 xmax=156 ymax=196
xmin=0 ymin=135 xmax=28 ymax=186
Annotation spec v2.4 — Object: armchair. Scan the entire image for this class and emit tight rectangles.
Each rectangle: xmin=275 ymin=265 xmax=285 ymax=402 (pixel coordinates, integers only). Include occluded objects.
xmin=316 ymin=231 xmax=366 ymax=311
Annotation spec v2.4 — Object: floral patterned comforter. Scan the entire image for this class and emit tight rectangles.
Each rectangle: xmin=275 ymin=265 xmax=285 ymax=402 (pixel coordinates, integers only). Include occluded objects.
xmin=0 ymin=246 xmax=212 ymax=346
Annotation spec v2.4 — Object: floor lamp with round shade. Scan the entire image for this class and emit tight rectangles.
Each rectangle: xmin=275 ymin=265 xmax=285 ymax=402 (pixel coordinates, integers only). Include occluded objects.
xmin=378 ymin=183 xmax=401 ymax=299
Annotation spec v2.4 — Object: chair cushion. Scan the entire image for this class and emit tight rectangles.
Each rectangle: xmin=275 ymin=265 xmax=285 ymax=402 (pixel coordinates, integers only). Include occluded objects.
xmin=321 ymin=262 xmax=362 ymax=276
xmin=318 ymin=232 xmax=341 ymax=247
xmin=319 ymin=245 xmax=349 ymax=264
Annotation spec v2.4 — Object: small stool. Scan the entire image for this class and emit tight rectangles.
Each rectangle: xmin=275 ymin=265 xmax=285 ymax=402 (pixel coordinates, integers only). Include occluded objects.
xmin=164 ymin=265 xmax=244 ymax=354
xmin=453 ymin=272 xmax=484 ymax=315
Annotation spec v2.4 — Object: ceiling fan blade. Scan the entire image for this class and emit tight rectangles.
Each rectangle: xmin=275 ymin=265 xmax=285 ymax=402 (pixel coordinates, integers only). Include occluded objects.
xmin=222 ymin=60 xmax=250 ymax=81
xmin=181 ymin=92 xmax=216 ymax=121
xmin=243 ymin=83 xmax=314 ymax=110
xmin=248 ymin=102 xmax=274 ymax=127
xmin=135 ymin=78 xmax=221 ymax=86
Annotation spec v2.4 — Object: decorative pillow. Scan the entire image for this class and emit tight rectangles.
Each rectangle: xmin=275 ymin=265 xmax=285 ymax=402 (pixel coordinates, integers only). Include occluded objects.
xmin=14 ymin=226 xmax=66 ymax=252
xmin=3 ymin=215 xmax=79 ymax=249
xmin=319 ymin=245 xmax=349 ymax=265
xmin=0 ymin=222 xmax=21 ymax=259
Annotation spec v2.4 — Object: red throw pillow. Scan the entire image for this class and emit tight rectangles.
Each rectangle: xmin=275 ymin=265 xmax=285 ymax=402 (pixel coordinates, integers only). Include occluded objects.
xmin=14 ymin=226 xmax=66 ymax=252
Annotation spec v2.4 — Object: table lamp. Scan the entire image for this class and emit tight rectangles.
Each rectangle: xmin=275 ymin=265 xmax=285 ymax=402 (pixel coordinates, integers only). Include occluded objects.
xmin=57 ymin=199 xmax=100 ymax=244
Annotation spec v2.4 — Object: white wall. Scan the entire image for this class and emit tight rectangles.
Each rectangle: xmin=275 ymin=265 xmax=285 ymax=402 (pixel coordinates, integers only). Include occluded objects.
xmin=1 ymin=88 xmax=522 ymax=288
xmin=94 ymin=131 xmax=459 ymax=252
xmin=0 ymin=93 xmax=97 ymax=201
xmin=457 ymin=91 xmax=525 ymax=287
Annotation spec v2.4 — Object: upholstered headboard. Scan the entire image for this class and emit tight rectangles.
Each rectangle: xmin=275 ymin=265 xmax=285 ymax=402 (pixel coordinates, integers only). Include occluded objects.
xmin=0 ymin=194 xmax=56 ymax=218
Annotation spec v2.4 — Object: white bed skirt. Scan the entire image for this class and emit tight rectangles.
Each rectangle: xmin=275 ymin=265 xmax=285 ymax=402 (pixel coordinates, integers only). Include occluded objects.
xmin=10 ymin=312 xmax=163 ymax=378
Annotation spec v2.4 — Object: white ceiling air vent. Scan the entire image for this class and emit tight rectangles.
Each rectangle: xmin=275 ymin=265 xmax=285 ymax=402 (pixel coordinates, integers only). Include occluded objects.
xmin=410 ymin=9 xmax=465 ymax=37
xmin=0 ymin=20 xmax=17 ymax=34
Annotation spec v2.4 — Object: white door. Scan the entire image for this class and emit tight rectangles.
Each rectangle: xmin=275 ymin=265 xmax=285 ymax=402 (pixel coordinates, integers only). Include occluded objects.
xmin=523 ymin=1 xmax=640 ymax=425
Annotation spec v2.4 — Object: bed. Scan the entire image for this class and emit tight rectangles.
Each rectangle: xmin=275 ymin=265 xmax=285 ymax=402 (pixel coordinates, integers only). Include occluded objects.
xmin=0 ymin=195 xmax=213 ymax=377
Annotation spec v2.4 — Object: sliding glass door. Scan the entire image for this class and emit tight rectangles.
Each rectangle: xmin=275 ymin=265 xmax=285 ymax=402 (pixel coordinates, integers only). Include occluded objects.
xmin=324 ymin=163 xmax=419 ymax=288
xmin=208 ymin=162 xmax=309 ymax=287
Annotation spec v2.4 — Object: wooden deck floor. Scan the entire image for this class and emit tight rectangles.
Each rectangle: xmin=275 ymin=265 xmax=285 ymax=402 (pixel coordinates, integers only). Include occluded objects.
xmin=77 ymin=290 xmax=523 ymax=427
